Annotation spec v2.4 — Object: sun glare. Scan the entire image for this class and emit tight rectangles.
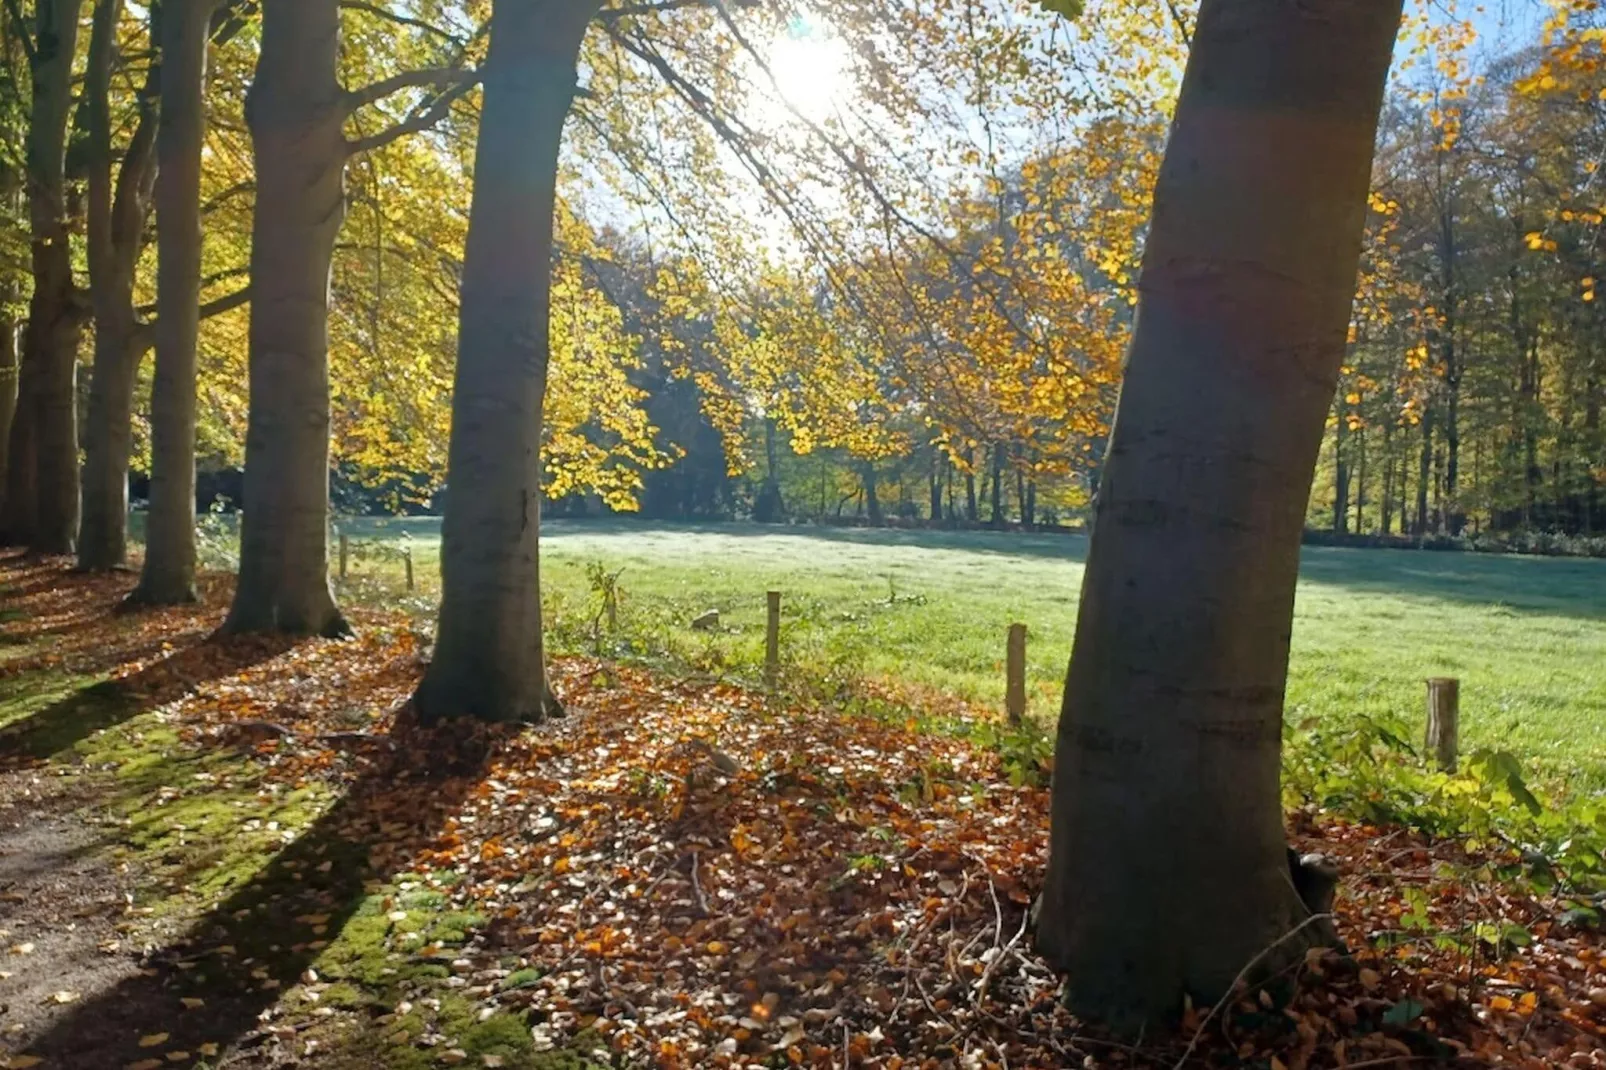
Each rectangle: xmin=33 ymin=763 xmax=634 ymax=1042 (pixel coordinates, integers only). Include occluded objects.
xmin=757 ymin=18 xmax=850 ymax=125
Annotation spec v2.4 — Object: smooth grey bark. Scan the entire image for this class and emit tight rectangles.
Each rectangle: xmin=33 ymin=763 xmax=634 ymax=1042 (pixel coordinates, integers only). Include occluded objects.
xmin=2 ymin=0 xmax=86 ymax=552
xmin=1035 ymin=0 xmax=1402 ymax=1029
xmin=414 ymin=0 xmax=602 ymax=723
xmin=79 ymin=0 xmax=160 ymax=571
xmin=220 ymin=0 xmax=348 ymax=636
xmin=130 ymin=0 xmax=215 ymax=604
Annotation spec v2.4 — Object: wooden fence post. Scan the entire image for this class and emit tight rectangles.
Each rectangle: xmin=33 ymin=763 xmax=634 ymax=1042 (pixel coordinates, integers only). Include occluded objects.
xmin=1425 ymin=677 xmax=1459 ymax=773
xmin=1006 ymin=623 xmax=1028 ymax=726
xmin=404 ymin=546 xmax=415 ymax=592
xmin=338 ymin=532 xmax=349 ymax=580
xmin=765 ymin=590 xmax=781 ymax=689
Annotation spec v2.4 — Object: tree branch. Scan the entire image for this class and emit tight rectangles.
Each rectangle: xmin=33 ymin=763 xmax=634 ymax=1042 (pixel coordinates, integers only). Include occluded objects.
xmin=345 ymin=75 xmax=479 ymax=156
xmin=344 ymin=66 xmax=474 ymax=114
xmin=2 ymin=0 xmax=36 ymax=65
xmin=199 ymin=285 xmax=251 ymax=319
xmin=339 ymin=0 xmax=465 ymax=45
xmin=210 ymin=0 xmax=256 ymax=47
xmin=596 ymin=0 xmax=708 ymax=20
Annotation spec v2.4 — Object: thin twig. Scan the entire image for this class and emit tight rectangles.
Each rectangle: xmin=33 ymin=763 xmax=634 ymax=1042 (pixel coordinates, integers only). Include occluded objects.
xmin=690 ymin=849 xmax=710 ymax=917
xmin=1171 ymin=914 xmax=1333 ymax=1070
xmin=974 ymin=906 xmax=1030 ymax=1011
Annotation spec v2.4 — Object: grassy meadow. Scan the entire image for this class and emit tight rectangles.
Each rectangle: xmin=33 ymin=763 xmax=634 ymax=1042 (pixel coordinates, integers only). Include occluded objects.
xmin=309 ymin=517 xmax=1606 ymax=787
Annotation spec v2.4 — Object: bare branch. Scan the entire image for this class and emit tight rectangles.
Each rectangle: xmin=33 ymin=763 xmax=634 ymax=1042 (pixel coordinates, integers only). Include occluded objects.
xmin=596 ymin=0 xmax=707 ymax=20
xmin=210 ymin=0 xmax=255 ymax=47
xmin=344 ymin=66 xmax=474 ymax=114
xmin=340 ymin=0 xmax=466 ymax=45
xmin=199 ymin=285 xmax=251 ymax=319
xmin=345 ymin=75 xmax=479 ymax=156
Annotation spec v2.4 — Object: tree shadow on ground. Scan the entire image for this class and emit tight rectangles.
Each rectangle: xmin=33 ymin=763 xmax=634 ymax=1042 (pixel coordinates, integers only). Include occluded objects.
xmin=0 ymin=635 xmax=295 ymax=762
xmin=18 ymin=712 xmax=502 ymax=1070
xmin=548 ymin=519 xmax=1606 ymax=622
xmin=1295 ymin=543 xmax=1606 ymax=621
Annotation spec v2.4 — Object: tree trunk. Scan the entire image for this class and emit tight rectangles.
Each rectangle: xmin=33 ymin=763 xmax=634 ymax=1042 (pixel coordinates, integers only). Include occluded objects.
xmin=2 ymin=0 xmax=87 ymax=552
xmin=862 ymin=461 xmax=882 ymax=525
xmin=0 ymin=314 xmax=14 ymax=496
xmin=989 ymin=443 xmax=1003 ymax=525
xmin=1035 ymin=0 xmax=1400 ymax=1029
xmin=1332 ymin=407 xmax=1349 ymax=533
xmin=221 ymin=0 xmax=347 ymax=636
xmin=928 ymin=447 xmax=942 ymax=522
xmin=964 ymin=445 xmax=978 ymax=522
xmin=1356 ymin=426 xmax=1369 ymax=532
xmin=1439 ymin=202 xmax=1463 ymax=536
xmin=1380 ymin=421 xmax=1393 ymax=535
xmin=1025 ymin=478 xmax=1037 ymax=527
xmin=1014 ymin=455 xmax=1028 ymax=528
xmin=131 ymin=0 xmax=215 ymax=604
xmin=413 ymin=0 xmax=602 ymax=723
xmin=79 ymin=0 xmax=160 ymax=572
xmin=1414 ymin=404 xmax=1433 ymax=537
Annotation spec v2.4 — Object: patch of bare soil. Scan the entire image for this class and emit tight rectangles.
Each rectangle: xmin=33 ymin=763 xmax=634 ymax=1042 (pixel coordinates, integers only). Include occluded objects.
xmin=0 ymin=770 xmax=146 ymax=1068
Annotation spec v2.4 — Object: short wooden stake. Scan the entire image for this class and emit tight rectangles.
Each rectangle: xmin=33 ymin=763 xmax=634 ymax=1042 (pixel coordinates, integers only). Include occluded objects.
xmin=1425 ymin=677 xmax=1459 ymax=773
xmin=765 ymin=590 xmax=781 ymax=689
xmin=404 ymin=546 xmax=415 ymax=592
xmin=338 ymin=533 xmax=349 ymax=580
xmin=1006 ymin=623 xmax=1027 ymax=726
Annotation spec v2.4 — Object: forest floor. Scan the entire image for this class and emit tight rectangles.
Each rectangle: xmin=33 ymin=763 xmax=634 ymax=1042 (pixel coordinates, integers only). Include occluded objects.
xmin=0 ymin=552 xmax=1603 ymax=1069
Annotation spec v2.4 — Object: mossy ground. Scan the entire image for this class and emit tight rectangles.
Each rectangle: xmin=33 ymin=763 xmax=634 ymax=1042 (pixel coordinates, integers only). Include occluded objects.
xmin=0 ymin=575 xmax=596 ymax=1069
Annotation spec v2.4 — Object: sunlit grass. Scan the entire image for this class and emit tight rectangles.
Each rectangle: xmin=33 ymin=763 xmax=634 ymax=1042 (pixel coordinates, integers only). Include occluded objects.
xmin=312 ymin=518 xmax=1606 ymax=787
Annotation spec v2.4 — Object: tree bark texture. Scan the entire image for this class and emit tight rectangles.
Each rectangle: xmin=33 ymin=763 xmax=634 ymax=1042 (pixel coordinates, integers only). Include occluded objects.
xmin=131 ymin=0 xmax=215 ymax=604
xmin=3 ymin=0 xmax=87 ymax=552
xmin=413 ymin=0 xmax=603 ymax=723
xmin=79 ymin=0 xmax=160 ymax=571
xmin=1035 ymin=0 xmax=1401 ymax=1029
xmin=221 ymin=0 xmax=347 ymax=636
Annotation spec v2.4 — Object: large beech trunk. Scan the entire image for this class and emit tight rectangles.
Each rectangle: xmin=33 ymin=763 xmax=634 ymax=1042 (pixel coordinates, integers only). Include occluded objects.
xmin=1035 ymin=0 xmax=1402 ymax=1029
xmin=220 ymin=0 xmax=347 ymax=636
xmin=79 ymin=0 xmax=159 ymax=571
xmin=414 ymin=0 xmax=602 ymax=723
xmin=2 ymin=0 xmax=87 ymax=553
xmin=131 ymin=0 xmax=215 ymax=605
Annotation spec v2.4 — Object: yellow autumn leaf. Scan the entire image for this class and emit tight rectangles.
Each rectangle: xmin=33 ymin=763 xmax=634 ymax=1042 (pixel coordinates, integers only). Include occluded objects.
xmin=138 ymin=1033 xmax=169 ymax=1048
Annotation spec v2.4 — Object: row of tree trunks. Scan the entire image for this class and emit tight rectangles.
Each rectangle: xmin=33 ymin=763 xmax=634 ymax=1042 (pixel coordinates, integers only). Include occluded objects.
xmin=1036 ymin=0 xmax=1403 ymax=1028
xmin=2 ymin=0 xmax=88 ymax=554
xmin=220 ymin=0 xmax=347 ymax=637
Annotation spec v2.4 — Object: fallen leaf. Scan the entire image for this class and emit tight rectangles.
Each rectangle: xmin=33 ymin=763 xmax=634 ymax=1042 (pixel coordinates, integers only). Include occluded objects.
xmin=138 ymin=1033 xmax=169 ymax=1048
xmin=48 ymin=990 xmax=80 ymax=1004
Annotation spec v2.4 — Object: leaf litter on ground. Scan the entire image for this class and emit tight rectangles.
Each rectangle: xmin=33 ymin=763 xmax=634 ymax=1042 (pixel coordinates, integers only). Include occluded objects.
xmin=0 ymin=553 xmax=1603 ymax=1068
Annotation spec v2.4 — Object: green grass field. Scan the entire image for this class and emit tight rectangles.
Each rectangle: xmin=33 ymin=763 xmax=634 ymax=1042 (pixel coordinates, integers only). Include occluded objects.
xmin=316 ymin=517 xmax=1606 ymax=787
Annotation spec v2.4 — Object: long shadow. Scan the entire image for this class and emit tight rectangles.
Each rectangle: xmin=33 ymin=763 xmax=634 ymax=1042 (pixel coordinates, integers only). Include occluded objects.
xmin=0 ymin=635 xmax=294 ymax=763
xmin=1295 ymin=543 xmax=1606 ymax=621
xmin=550 ymin=519 xmax=1606 ymax=622
xmin=19 ymin=712 xmax=500 ymax=1070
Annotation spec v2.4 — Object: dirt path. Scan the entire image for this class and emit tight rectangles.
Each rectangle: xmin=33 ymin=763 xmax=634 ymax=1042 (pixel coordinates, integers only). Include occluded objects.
xmin=0 ymin=769 xmax=147 ymax=1067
